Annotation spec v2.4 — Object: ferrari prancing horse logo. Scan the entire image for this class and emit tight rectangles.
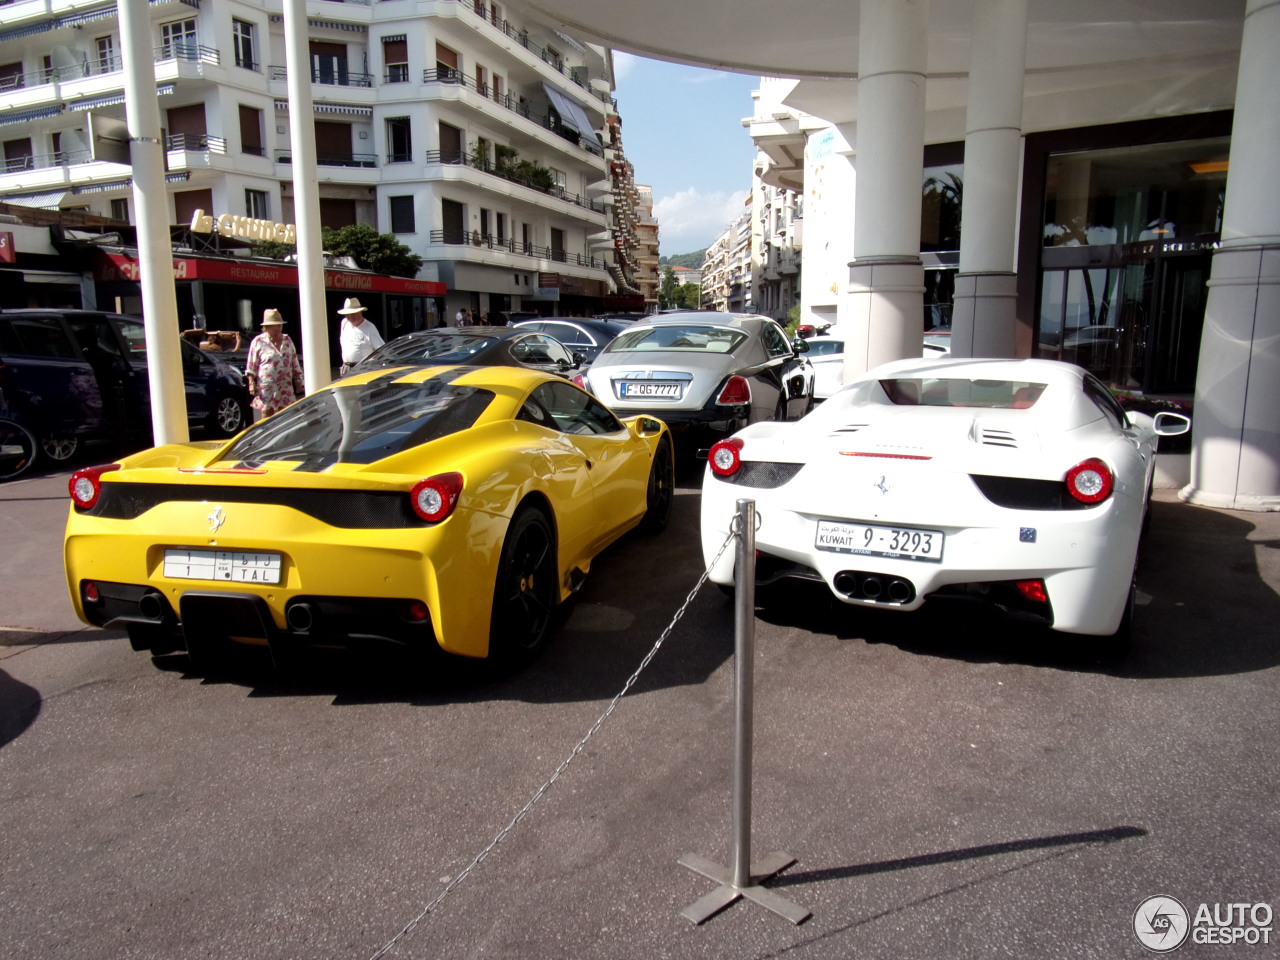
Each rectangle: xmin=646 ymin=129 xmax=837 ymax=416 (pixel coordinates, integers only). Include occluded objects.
xmin=208 ymin=505 xmax=226 ymax=533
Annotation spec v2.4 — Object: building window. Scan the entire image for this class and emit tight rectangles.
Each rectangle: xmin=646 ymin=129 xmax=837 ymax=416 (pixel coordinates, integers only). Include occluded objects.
xmin=0 ymin=62 xmax=23 ymax=91
xmin=160 ymin=19 xmax=198 ymax=60
xmin=233 ymin=20 xmax=257 ymax=71
xmin=386 ymin=117 xmax=412 ymax=163
xmin=110 ymin=197 xmax=129 ymax=222
xmin=95 ymin=36 xmax=116 ymax=74
xmin=383 ymin=35 xmax=408 ymax=83
xmin=434 ymin=43 xmax=459 ymax=82
xmin=245 ymin=189 xmax=269 ymax=219
xmin=389 ymin=195 xmax=415 ymax=234
xmin=239 ymin=105 xmax=264 ymax=156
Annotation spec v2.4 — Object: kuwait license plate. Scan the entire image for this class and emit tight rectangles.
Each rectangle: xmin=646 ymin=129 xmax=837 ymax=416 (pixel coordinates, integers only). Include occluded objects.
xmin=815 ymin=519 xmax=944 ymax=562
xmin=619 ymin=381 xmax=680 ymax=398
xmin=163 ymin=549 xmax=283 ymax=584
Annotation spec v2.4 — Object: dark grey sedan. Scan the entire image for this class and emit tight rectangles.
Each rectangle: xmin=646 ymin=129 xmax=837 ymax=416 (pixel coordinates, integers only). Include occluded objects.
xmin=579 ymin=312 xmax=814 ymax=447
xmin=512 ymin=317 xmax=629 ymax=364
xmin=352 ymin=326 xmax=583 ymax=377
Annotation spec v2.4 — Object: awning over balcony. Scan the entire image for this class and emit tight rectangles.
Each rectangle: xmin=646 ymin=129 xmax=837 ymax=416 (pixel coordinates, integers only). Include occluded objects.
xmin=274 ymin=101 xmax=373 ymax=118
xmin=0 ymin=104 xmax=66 ymax=126
xmin=1 ymin=191 xmax=68 ymax=210
xmin=542 ymin=83 xmax=593 ymax=135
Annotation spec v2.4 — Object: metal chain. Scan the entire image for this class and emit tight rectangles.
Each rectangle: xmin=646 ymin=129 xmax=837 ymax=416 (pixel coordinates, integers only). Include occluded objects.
xmin=368 ymin=526 xmax=738 ymax=960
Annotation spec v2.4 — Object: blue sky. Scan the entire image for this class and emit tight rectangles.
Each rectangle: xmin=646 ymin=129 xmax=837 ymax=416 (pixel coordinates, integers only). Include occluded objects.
xmin=612 ymin=54 xmax=760 ymax=258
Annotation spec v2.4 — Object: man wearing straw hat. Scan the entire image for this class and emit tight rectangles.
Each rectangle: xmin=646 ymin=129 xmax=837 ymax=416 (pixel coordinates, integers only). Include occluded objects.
xmin=336 ymin=297 xmax=384 ymax=376
xmin=244 ymin=309 xmax=305 ymax=420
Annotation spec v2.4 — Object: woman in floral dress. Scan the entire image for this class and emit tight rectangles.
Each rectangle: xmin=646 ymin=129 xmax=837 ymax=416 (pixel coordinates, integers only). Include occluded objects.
xmin=244 ymin=309 xmax=305 ymax=419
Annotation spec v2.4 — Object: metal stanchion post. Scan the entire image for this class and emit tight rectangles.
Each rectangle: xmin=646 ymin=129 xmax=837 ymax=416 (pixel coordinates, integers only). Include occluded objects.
xmin=679 ymin=499 xmax=810 ymax=926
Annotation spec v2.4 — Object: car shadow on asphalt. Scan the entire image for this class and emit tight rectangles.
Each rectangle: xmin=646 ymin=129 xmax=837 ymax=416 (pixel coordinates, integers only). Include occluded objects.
xmin=0 ymin=668 xmax=42 ymax=748
xmin=755 ymin=499 xmax=1280 ymax=680
xmin=148 ymin=482 xmax=738 ymax=705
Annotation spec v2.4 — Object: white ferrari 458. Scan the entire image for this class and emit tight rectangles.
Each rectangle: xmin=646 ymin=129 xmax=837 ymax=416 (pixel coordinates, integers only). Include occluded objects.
xmin=700 ymin=357 xmax=1191 ymax=645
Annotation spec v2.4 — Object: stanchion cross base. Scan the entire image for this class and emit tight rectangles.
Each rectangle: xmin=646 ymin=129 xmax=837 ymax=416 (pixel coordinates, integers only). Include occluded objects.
xmin=678 ymin=851 xmax=810 ymax=925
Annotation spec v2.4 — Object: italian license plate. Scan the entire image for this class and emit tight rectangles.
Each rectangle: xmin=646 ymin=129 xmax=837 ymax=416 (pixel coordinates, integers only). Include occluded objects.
xmin=163 ymin=549 xmax=283 ymax=584
xmin=619 ymin=381 xmax=680 ymax=398
xmin=815 ymin=519 xmax=944 ymax=562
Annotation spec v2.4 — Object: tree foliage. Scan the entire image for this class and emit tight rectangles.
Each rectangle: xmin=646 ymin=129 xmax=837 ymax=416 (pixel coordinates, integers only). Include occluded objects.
xmin=321 ymin=224 xmax=423 ymax=277
xmin=249 ymin=225 xmax=424 ymax=278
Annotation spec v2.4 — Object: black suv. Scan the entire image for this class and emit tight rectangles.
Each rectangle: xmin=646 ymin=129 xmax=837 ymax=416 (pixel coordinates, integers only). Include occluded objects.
xmin=0 ymin=309 xmax=250 ymax=480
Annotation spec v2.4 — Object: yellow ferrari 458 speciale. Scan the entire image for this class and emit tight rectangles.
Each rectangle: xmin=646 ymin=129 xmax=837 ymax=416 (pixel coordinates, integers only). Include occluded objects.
xmin=64 ymin=364 xmax=673 ymax=670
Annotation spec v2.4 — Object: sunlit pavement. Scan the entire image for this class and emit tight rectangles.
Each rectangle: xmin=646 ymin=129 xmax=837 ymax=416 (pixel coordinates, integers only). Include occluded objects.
xmin=2 ymin=461 xmax=1278 ymax=960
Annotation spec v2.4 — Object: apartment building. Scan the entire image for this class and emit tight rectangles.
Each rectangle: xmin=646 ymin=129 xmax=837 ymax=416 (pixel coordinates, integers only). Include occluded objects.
xmin=701 ymin=206 xmax=750 ymax=314
xmin=633 ymin=182 xmax=659 ymax=313
xmin=748 ymin=159 xmax=800 ymax=323
xmin=0 ymin=0 xmax=642 ymax=332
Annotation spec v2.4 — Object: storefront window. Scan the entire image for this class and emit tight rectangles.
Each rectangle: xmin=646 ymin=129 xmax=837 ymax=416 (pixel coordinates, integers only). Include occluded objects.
xmin=1043 ymin=138 xmax=1228 ymax=248
xmin=1037 ymin=136 xmax=1226 ymax=394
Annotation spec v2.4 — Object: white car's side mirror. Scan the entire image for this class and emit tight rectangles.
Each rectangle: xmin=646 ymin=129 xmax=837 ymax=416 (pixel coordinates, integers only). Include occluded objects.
xmin=1153 ymin=411 xmax=1191 ymax=436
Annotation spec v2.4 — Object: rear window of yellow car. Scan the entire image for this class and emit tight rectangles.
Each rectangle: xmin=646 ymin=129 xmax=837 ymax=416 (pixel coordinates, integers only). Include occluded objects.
xmin=217 ymin=380 xmax=495 ymax=465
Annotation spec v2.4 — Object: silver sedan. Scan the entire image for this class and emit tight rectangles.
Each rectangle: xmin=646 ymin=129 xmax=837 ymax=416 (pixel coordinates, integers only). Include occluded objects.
xmin=579 ymin=311 xmax=814 ymax=447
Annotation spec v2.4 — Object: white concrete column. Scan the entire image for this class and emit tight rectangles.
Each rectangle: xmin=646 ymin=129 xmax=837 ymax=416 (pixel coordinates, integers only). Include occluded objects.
xmin=283 ymin=0 xmax=331 ymax=393
xmin=843 ymin=0 xmax=928 ymax=377
xmin=119 ymin=1 xmax=188 ymax=445
xmin=951 ymin=0 xmax=1026 ymax=359
xmin=1181 ymin=0 xmax=1280 ymax=511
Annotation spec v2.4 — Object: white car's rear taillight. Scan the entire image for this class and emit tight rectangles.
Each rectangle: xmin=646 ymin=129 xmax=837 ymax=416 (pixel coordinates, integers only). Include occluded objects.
xmin=708 ymin=438 xmax=744 ymax=477
xmin=1065 ymin=458 xmax=1114 ymax=504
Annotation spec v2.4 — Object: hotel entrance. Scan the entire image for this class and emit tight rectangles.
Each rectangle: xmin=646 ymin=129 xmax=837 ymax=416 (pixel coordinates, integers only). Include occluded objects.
xmin=1037 ymin=245 xmax=1210 ymax=396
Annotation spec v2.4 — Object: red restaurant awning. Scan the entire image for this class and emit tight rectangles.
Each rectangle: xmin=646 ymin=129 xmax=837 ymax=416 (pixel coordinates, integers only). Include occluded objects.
xmin=94 ymin=251 xmax=447 ymax=296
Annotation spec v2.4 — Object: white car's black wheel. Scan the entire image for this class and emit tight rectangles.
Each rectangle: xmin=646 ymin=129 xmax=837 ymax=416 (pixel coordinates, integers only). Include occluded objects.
xmin=488 ymin=507 xmax=557 ymax=667
xmin=0 ymin=420 xmax=37 ymax=481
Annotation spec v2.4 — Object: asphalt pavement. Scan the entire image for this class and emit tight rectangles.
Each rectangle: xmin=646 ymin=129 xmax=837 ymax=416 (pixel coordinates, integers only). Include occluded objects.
xmin=2 ymin=458 xmax=1278 ymax=960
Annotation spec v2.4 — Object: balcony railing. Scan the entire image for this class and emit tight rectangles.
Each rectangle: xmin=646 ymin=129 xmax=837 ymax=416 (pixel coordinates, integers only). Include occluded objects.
xmin=274 ymin=149 xmax=377 ymax=168
xmin=423 ymin=69 xmax=603 ymax=158
xmin=166 ymin=134 xmax=227 ymax=153
xmin=0 ymin=54 xmax=124 ymax=91
xmin=424 ymin=149 xmax=605 ymax=214
xmin=155 ymin=42 xmax=221 ymax=66
xmin=2 ymin=149 xmax=92 ymax=173
xmin=443 ymin=0 xmax=613 ymax=106
xmin=268 ymin=65 xmax=374 ymax=88
xmin=429 ymin=229 xmax=606 ymax=269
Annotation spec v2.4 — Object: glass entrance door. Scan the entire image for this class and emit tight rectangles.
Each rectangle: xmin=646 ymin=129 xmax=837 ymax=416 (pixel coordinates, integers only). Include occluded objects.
xmin=1037 ymin=251 xmax=1208 ymax=394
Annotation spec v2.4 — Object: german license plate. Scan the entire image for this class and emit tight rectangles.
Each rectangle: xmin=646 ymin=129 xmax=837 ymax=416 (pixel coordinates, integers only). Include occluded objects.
xmin=815 ymin=519 xmax=944 ymax=562
xmin=163 ymin=549 xmax=282 ymax=584
xmin=619 ymin=381 xmax=680 ymax=398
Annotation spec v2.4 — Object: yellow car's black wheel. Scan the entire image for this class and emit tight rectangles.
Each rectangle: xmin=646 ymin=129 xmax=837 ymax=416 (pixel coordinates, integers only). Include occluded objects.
xmin=489 ymin=507 xmax=557 ymax=666
xmin=0 ymin=420 xmax=37 ymax=482
xmin=640 ymin=437 xmax=674 ymax=534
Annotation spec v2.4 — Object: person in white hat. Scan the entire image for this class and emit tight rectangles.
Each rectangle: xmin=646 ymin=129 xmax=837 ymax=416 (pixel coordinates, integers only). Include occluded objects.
xmin=245 ymin=308 xmax=305 ymax=420
xmin=337 ymin=297 xmax=385 ymax=376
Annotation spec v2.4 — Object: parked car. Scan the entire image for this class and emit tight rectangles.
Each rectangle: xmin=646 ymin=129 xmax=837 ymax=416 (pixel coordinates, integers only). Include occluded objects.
xmin=0 ymin=309 xmax=250 ymax=481
xmin=578 ymin=311 xmax=814 ymax=449
xmin=807 ymin=330 xmax=953 ymax=401
xmin=700 ymin=357 xmax=1191 ymax=648
xmin=64 ymin=365 xmax=674 ymax=670
xmin=807 ymin=336 xmax=847 ymax=400
xmin=512 ymin=317 xmax=630 ymax=364
xmin=923 ymin=330 xmax=952 ymax=357
xmin=351 ymin=326 xmax=584 ymax=377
